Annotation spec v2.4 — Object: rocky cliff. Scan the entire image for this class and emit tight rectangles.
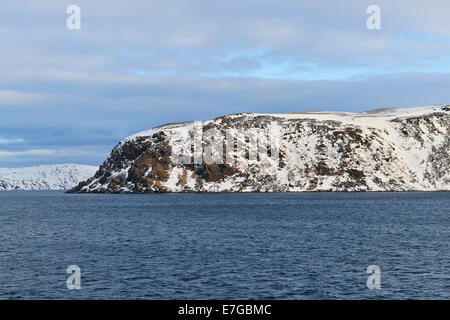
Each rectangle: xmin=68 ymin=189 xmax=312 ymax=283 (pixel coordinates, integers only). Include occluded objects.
xmin=70 ymin=105 xmax=449 ymax=193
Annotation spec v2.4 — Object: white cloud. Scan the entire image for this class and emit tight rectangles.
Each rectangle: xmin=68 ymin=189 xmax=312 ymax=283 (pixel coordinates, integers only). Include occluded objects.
xmin=0 ymin=137 xmax=25 ymax=144
xmin=0 ymin=148 xmax=104 ymax=161
xmin=1 ymin=0 xmax=450 ymax=167
xmin=0 ymin=90 xmax=49 ymax=107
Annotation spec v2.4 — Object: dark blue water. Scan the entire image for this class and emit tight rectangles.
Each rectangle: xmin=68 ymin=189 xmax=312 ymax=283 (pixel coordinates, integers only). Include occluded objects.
xmin=0 ymin=191 xmax=449 ymax=299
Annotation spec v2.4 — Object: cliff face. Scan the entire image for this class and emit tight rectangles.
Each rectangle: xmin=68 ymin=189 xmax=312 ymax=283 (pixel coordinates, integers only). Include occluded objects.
xmin=70 ymin=106 xmax=450 ymax=193
xmin=0 ymin=164 xmax=98 ymax=190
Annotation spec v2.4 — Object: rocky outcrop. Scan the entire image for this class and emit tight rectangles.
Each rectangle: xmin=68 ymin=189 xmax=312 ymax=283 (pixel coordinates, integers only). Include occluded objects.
xmin=69 ymin=105 xmax=450 ymax=193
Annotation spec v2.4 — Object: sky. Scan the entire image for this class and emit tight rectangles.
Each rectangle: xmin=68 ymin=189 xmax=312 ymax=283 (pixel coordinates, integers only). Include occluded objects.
xmin=1 ymin=0 xmax=450 ymax=167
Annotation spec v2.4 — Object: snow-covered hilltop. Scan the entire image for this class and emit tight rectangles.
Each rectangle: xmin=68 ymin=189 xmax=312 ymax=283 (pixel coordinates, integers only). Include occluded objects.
xmin=0 ymin=164 xmax=98 ymax=190
xmin=70 ymin=105 xmax=449 ymax=193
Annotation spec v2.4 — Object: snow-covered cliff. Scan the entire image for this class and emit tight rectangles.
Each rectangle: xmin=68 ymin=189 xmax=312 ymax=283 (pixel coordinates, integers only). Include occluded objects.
xmin=0 ymin=164 xmax=98 ymax=190
xmin=70 ymin=105 xmax=449 ymax=193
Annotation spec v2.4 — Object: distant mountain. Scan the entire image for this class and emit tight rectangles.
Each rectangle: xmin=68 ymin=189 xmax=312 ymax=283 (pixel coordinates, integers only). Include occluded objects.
xmin=0 ymin=164 xmax=98 ymax=190
xmin=70 ymin=105 xmax=449 ymax=193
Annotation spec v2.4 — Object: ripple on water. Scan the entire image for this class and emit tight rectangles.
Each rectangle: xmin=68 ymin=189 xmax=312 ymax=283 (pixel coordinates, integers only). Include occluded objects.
xmin=0 ymin=191 xmax=449 ymax=299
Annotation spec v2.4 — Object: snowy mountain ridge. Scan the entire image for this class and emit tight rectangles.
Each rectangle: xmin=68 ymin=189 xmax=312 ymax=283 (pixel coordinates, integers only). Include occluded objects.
xmin=0 ymin=164 xmax=98 ymax=190
xmin=71 ymin=105 xmax=449 ymax=193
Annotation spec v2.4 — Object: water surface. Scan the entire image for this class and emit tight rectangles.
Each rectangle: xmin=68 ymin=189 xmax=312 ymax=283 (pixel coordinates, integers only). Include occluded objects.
xmin=0 ymin=191 xmax=449 ymax=299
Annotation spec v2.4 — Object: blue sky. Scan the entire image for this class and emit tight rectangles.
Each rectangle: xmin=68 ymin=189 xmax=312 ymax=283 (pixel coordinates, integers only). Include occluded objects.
xmin=1 ymin=0 xmax=450 ymax=167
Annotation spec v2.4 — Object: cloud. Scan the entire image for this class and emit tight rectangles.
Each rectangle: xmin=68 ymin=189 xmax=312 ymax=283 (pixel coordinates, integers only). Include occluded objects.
xmin=2 ymin=0 xmax=450 ymax=81
xmin=0 ymin=146 xmax=107 ymax=167
xmin=0 ymin=137 xmax=25 ymax=144
xmin=0 ymin=148 xmax=86 ymax=158
xmin=0 ymin=90 xmax=49 ymax=107
xmin=1 ymin=0 xmax=450 ymax=166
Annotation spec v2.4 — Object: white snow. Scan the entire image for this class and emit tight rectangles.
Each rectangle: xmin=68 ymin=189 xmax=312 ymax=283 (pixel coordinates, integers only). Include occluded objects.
xmin=0 ymin=164 xmax=98 ymax=190
xmin=78 ymin=105 xmax=450 ymax=193
xmin=261 ymin=105 xmax=443 ymax=125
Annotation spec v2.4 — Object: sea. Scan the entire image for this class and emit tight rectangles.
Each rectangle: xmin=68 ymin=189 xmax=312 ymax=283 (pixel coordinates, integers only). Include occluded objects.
xmin=0 ymin=191 xmax=449 ymax=299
